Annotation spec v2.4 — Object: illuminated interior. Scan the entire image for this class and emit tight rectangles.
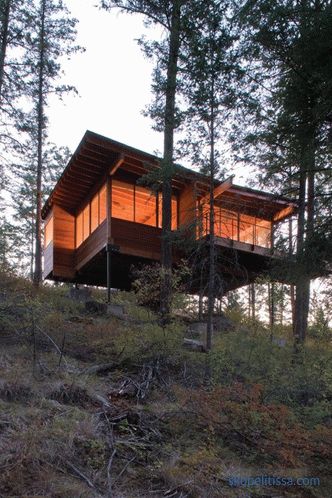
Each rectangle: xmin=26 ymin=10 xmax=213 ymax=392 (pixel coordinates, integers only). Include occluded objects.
xmin=76 ymin=184 xmax=107 ymax=248
xmin=76 ymin=179 xmax=179 ymax=249
xmin=44 ymin=215 xmax=53 ymax=248
xmin=136 ymin=185 xmax=157 ymax=226
xmin=201 ymin=205 xmax=272 ymax=248
xmin=112 ymin=179 xmax=178 ymax=229
xmin=112 ymin=180 xmax=134 ymax=221
xmin=158 ymin=193 xmax=178 ymax=230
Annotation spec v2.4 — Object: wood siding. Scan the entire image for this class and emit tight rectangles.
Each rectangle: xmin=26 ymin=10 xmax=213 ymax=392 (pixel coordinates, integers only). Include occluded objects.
xmin=43 ymin=241 xmax=53 ymax=278
xmin=75 ymin=220 xmax=107 ymax=271
xmin=43 ymin=210 xmax=54 ymax=279
xmin=111 ymin=218 xmax=161 ymax=261
xmin=179 ymin=183 xmax=197 ymax=229
xmin=53 ymin=204 xmax=75 ymax=279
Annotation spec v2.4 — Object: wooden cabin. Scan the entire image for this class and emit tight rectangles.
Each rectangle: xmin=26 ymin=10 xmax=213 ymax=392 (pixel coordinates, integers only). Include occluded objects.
xmin=42 ymin=131 xmax=297 ymax=293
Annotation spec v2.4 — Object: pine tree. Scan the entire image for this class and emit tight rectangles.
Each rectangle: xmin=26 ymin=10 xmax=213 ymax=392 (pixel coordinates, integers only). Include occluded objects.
xmin=0 ymin=0 xmax=31 ymax=177
xmin=11 ymin=140 xmax=69 ymax=277
xmin=21 ymin=0 xmax=81 ymax=286
xmin=100 ymin=0 xmax=204 ymax=319
xmin=0 ymin=0 xmax=28 ymax=110
xmin=180 ymin=0 xmax=239 ymax=350
xmin=0 ymin=215 xmax=19 ymax=272
xmin=235 ymin=0 xmax=332 ymax=343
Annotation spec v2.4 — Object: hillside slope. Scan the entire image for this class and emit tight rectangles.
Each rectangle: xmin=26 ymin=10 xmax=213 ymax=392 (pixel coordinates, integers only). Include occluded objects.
xmin=0 ymin=272 xmax=331 ymax=498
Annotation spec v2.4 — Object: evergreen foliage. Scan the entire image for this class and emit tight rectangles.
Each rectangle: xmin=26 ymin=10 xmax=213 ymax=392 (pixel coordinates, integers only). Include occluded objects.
xmin=233 ymin=0 xmax=332 ymax=342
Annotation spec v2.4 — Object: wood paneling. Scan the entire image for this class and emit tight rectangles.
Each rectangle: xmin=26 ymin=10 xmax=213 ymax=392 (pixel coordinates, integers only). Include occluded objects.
xmin=111 ymin=218 xmax=161 ymax=261
xmin=76 ymin=220 xmax=107 ymax=271
xmin=43 ymin=241 xmax=53 ymax=279
xmin=43 ymin=210 xmax=54 ymax=279
xmin=179 ymin=183 xmax=197 ymax=228
xmin=53 ymin=204 xmax=75 ymax=279
xmin=44 ymin=215 xmax=53 ymax=248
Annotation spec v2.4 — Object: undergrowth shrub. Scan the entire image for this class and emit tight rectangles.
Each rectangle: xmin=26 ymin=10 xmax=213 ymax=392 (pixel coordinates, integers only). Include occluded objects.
xmin=113 ymin=321 xmax=185 ymax=365
xmin=132 ymin=261 xmax=190 ymax=311
xmin=211 ymin=328 xmax=332 ymax=427
xmin=172 ymin=383 xmax=332 ymax=470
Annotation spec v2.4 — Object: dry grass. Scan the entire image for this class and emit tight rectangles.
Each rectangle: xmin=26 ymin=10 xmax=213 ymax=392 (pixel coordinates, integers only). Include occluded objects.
xmin=0 ymin=273 xmax=331 ymax=497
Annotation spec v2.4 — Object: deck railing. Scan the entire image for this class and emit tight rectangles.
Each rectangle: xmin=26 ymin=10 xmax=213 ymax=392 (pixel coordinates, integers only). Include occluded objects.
xmin=200 ymin=211 xmax=272 ymax=249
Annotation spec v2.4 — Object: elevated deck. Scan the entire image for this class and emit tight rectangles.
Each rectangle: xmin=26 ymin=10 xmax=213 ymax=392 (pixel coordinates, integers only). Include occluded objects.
xmin=45 ymin=219 xmax=289 ymax=293
xmin=42 ymin=131 xmax=298 ymax=293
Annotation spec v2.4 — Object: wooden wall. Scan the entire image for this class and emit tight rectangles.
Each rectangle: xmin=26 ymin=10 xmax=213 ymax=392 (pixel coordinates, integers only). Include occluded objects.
xmin=111 ymin=218 xmax=161 ymax=261
xmin=43 ymin=210 xmax=54 ymax=279
xmin=75 ymin=220 xmax=107 ymax=271
xmin=46 ymin=181 xmax=185 ymax=282
xmin=179 ymin=183 xmax=197 ymax=229
xmin=53 ymin=204 xmax=75 ymax=279
xmin=43 ymin=242 xmax=53 ymax=279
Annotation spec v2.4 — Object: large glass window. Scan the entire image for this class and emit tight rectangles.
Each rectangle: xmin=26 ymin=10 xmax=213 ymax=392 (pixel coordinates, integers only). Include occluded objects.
xmin=76 ymin=184 xmax=107 ymax=248
xmin=76 ymin=212 xmax=83 ymax=247
xmin=158 ymin=193 xmax=178 ymax=230
xmin=99 ymin=185 xmax=106 ymax=223
xmin=91 ymin=193 xmax=99 ymax=233
xmin=135 ymin=185 xmax=157 ymax=226
xmin=83 ymin=205 xmax=90 ymax=241
xmin=216 ymin=208 xmax=238 ymax=240
xmin=255 ymin=218 xmax=271 ymax=247
xmin=112 ymin=179 xmax=178 ymax=229
xmin=44 ymin=215 xmax=53 ymax=248
xmin=239 ymin=213 xmax=255 ymax=244
xmin=200 ymin=204 xmax=271 ymax=248
xmin=112 ymin=180 xmax=134 ymax=221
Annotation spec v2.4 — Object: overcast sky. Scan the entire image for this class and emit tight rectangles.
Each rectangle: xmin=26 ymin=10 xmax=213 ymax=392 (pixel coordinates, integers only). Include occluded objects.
xmin=48 ymin=0 xmax=163 ymax=156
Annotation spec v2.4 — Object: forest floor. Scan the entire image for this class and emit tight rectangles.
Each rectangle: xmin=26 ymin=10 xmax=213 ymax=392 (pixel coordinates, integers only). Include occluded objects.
xmin=0 ymin=271 xmax=331 ymax=498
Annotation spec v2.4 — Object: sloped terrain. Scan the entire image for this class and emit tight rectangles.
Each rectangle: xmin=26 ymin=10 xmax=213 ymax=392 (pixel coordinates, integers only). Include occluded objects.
xmin=0 ymin=272 xmax=331 ymax=497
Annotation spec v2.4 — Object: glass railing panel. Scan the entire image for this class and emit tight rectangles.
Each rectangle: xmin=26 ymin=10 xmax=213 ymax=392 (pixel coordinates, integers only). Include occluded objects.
xmin=199 ymin=208 xmax=272 ymax=249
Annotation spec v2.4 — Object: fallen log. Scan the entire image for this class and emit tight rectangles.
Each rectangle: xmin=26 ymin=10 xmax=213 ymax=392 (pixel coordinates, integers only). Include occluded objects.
xmin=183 ymin=338 xmax=207 ymax=353
xmin=79 ymin=363 xmax=118 ymax=376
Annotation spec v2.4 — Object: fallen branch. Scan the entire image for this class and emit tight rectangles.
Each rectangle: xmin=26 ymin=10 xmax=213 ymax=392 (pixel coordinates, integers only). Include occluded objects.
xmin=112 ymin=456 xmax=136 ymax=486
xmin=91 ymin=393 xmax=112 ymax=409
xmin=36 ymin=325 xmax=68 ymax=366
xmin=79 ymin=362 xmax=118 ymax=376
xmin=106 ymin=449 xmax=116 ymax=498
xmin=64 ymin=460 xmax=98 ymax=492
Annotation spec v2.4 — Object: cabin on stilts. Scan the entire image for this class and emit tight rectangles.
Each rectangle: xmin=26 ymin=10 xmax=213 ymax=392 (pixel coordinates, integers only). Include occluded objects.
xmin=42 ymin=131 xmax=297 ymax=295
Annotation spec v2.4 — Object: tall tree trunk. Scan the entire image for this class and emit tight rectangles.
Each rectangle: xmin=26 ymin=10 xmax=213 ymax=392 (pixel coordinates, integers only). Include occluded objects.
xmin=198 ymin=275 xmax=204 ymax=320
xmin=30 ymin=205 xmax=35 ymax=280
xmin=33 ymin=0 xmax=46 ymax=287
xmin=268 ymin=282 xmax=275 ymax=340
xmin=293 ymin=171 xmax=308 ymax=343
xmin=250 ymin=283 xmax=256 ymax=320
xmin=288 ymin=216 xmax=296 ymax=329
xmin=294 ymin=134 xmax=315 ymax=344
xmin=0 ymin=0 xmax=11 ymax=104
xmin=160 ymin=0 xmax=181 ymax=319
xmin=206 ymin=81 xmax=216 ymax=352
xmin=293 ymin=167 xmax=306 ymax=344
xmin=280 ymin=284 xmax=284 ymax=326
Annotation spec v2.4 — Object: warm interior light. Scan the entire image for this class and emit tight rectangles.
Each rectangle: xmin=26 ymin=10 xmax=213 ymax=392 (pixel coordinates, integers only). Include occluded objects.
xmin=200 ymin=203 xmax=271 ymax=248
xmin=44 ymin=215 xmax=53 ymax=248
xmin=76 ymin=184 xmax=107 ymax=248
xmin=112 ymin=179 xmax=134 ymax=221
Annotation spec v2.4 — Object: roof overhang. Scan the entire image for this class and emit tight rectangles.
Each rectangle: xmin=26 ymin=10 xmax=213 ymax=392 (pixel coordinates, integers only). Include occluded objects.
xmin=217 ymin=185 xmax=298 ymax=221
xmin=42 ymin=130 xmax=202 ymax=219
xmin=42 ymin=130 xmax=298 ymax=222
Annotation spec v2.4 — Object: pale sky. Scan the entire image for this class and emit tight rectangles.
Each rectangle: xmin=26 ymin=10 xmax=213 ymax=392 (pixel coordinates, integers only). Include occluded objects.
xmin=48 ymin=0 xmax=163 ymax=156
xmin=46 ymin=0 xmax=248 ymax=183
